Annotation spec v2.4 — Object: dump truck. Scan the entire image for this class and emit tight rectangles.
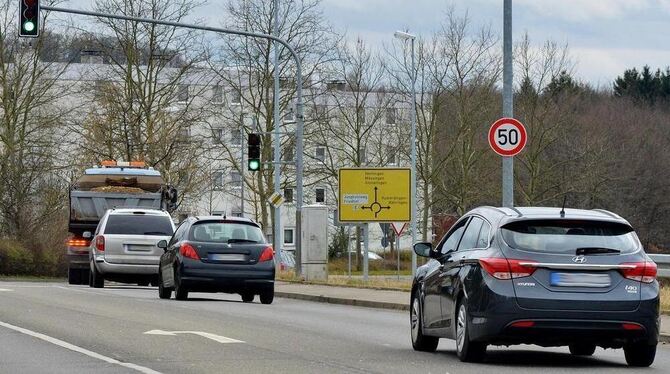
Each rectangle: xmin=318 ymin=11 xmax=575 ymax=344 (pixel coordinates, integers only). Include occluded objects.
xmin=66 ymin=161 xmax=178 ymax=284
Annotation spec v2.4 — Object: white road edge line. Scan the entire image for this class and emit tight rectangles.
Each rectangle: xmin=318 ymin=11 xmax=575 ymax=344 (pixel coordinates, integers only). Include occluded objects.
xmin=0 ymin=320 xmax=162 ymax=374
xmin=0 ymin=288 xmax=13 ymax=291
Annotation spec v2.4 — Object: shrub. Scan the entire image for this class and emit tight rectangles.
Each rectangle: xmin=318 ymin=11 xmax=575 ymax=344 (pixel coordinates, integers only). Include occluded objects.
xmin=0 ymin=239 xmax=35 ymax=275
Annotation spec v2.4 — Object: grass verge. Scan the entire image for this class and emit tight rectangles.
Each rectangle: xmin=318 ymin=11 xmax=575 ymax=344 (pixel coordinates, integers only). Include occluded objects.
xmin=0 ymin=275 xmax=65 ymax=282
xmin=661 ymin=286 xmax=669 ymax=315
xmin=278 ymin=271 xmax=411 ymax=291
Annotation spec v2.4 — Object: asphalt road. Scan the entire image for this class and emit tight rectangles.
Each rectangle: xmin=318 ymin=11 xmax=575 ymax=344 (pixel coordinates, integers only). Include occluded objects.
xmin=0 ymin=281 xmax=668 ymax=374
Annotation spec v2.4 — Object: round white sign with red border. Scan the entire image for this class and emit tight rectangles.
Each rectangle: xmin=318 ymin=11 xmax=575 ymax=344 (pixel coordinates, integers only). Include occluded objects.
xmin=488 ymin=117 xmax=527 ymax=157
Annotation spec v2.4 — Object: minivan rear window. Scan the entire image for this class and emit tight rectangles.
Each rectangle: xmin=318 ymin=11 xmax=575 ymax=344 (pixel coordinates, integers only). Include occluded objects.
xmin=104 ymin=215 xmax=174 ymax=236
xmin=501 ymin=219 xmax=639 ymax=254
xmin=190 ymin=222 xmax=265 ymax=244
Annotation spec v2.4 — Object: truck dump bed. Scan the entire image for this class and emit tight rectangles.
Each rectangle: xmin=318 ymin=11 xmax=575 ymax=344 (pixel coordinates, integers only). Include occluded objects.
xmin=69 ymin=191 xmax=163 ymax=232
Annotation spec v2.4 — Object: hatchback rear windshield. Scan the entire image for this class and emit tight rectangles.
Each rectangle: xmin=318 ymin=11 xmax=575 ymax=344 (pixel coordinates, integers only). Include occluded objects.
xmin=190 ymin=222 xmax=265 ymax=244
xmin=104 ymin=215 xmax=174 ymax=236
xmin=501 ymin=219 xmax=639 ymax=254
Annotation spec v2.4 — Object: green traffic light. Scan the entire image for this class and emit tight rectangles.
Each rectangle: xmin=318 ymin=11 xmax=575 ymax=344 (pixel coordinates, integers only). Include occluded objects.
xmin=248 ymin=160 xmax=260 ymax=171
xmin=23 ymin=20 xmax=36 ymax=33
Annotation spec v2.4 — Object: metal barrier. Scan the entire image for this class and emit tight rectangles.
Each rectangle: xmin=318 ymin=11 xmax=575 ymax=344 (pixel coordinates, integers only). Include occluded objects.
xmin=649 ymin=254 xmax=670 ymax=280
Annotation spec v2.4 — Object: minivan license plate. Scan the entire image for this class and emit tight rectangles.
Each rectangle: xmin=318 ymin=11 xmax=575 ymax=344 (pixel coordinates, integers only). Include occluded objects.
xmin=550 ymin=272 xmax=611 ymax=288
xmin=210 ymin=253 xmax=246 ymax=262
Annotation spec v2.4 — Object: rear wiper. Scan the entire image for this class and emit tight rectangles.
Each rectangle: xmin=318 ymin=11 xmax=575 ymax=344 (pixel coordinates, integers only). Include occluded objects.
xmin=228 ymin=238 xmax=258 ymax=244
xmin=575 ymin=247 xmax=621 ymax=255
xmin=144 ymin=231 xmax=169 ymax=235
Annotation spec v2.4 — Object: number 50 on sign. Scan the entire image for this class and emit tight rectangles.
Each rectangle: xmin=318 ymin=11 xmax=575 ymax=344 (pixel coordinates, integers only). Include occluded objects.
xmin=488 ymin=117 xmax=527 ymax=157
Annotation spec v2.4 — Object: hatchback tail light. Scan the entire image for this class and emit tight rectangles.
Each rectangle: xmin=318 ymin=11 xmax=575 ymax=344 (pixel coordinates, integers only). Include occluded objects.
xmin=479 ymin=258 xmax=537 ymax=279
xmin=619 ymin=261 xmax=657 ymax=283
xmin=95 ymin=236 xmax=105 ymax=251
xmin=259 ymin=246 xmax=274 ymax=262
xmin=67 ymin=238 xmax=90 ymax=247
xmin=180 ymin=243 xmax=200 ymax=260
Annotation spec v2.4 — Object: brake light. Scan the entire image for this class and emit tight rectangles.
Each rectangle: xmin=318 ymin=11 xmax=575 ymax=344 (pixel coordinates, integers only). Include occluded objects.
xmin=180 ymin=243 xmax=200 ymax=260
xmin=479 ymin=258 xmax=537 ymax=279
xmin=259 ymin=246 xmax=274 ymax=262
xmin=620 ymin=261 xmax=657 ymax=283
xmin=95 ymin=236 xmax=105 ymax=251
xmin=67 ymin=238 xmax=90 ymax=247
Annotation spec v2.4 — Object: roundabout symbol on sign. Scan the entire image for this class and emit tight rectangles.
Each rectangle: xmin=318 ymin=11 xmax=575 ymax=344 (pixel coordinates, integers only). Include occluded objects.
xmin=488 ymin=117 xmax=527 ymax=157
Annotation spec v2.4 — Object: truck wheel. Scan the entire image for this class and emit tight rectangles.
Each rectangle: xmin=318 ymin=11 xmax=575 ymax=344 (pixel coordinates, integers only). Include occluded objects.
xmin=91 ymin=261 xmax=104 ymax=288
xmin=68 ymin=268 xmax=79 ymax=285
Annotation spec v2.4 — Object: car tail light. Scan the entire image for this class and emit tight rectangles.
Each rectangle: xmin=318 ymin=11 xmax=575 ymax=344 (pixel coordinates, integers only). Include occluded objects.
xmin=622 ymin=323 xmax=644 ymax=330
xmin=259 ymin=246 xmax=274 ymax=262
xmin=95 ymin=236 xmax=105 ymax=251
xmin=619 ymin=261 xmax=657 ymax=283
xmin=180 ymin=243 xmax=200 ymax=260
xmin=67 ymin=238 xmax=90 ymax=247
xmin=510 ymin=320 xmax=535 ymax=328
xmin=479 ymin=258 xmax=537 ymax=279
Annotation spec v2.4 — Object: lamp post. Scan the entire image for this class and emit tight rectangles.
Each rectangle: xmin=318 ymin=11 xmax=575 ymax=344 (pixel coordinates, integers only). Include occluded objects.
xmin=393 ymin=30 xmax=417 ymax=276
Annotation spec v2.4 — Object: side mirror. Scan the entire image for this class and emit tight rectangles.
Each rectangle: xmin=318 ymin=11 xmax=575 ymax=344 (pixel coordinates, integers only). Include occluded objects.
xmin=83 ymin=231 xmax=92 ymax=239
xmin=413 ymin=242 xmax=433 ymax=258
xmin=157 ymin=240 xmax=168 ymax=250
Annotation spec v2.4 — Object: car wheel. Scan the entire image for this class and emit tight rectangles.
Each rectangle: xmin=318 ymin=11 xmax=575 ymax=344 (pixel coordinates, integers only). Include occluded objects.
xmin=173 ymin=268 xmax=188 ymax=300
xmin=91 ymin=261 xmax=104 ymax=288
xmin=241 ymin=293 xmax=254 ymax=303
xmin=68 ymin=268 xmax=79 ymax=285
xmin=569 ymin=343 xmax=596 ymax=356
xmin=624 ymin=342 xmax=656 ymax=367
xmin=259 ymin=288 xmax=274 ymax=305
xmin=158 ymin=270 xmax=172 ymax=299
xmin=410 ymin=291 xmax=439 ymax=352
xmin=455 ymin=301 xmax=486 ymax=362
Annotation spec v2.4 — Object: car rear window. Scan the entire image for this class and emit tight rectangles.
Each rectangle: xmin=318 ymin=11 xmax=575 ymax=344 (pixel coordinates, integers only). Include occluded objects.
xmin=104 ymin=215 xmax=174 ymax=236
xmin=501 ymin=219 xmax=639 ymax=254
xmin=190 ymin=222 xmax=266 ymax=244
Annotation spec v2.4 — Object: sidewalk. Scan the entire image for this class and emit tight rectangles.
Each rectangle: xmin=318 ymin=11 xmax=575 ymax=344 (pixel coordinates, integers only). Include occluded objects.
xmin=275 ymin=281 xmax=670 ymax=343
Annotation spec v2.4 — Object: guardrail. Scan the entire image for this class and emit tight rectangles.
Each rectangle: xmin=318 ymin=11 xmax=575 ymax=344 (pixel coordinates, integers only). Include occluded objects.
xmin=648 ymin=254 xmax=670 ymax=280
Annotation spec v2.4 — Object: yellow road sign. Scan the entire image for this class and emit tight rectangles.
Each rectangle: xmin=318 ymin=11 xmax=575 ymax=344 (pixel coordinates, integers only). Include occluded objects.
xmin=338 ymin=168 xmax=411 ymax=223
xmin=269 ymin=192 xmax=284 ymax=208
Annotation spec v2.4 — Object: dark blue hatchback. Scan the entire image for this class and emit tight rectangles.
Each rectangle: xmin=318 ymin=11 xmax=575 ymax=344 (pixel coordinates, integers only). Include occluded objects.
xmin=410 ymin=207 xmax=659 ymax=367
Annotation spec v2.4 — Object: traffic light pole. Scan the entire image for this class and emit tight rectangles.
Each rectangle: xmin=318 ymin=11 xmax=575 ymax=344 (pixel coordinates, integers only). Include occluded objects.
xmin=40 ymin=5 xmax=307 ymax=275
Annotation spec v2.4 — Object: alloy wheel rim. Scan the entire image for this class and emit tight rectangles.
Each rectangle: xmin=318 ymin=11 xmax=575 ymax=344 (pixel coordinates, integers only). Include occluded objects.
xmin=456 ymin=304 xmax=466 ymax=353
xmin=411 ymin=298 xmax=419 ymax=342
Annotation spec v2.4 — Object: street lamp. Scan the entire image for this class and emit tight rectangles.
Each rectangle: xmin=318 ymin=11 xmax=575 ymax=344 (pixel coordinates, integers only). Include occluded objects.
xmin=393 ymin=30 xmax=418 ymax=276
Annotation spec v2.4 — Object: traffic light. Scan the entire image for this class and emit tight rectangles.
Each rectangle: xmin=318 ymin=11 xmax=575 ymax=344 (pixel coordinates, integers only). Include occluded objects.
xmin=19 ymin=0 xmax=40 ymax=38
xmin=247 ymin=133 xmax=261 ymax=171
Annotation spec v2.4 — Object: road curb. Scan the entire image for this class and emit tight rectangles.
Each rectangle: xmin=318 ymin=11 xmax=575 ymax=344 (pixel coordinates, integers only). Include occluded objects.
xmin=275 ymin=291 xmax=410 ymax=311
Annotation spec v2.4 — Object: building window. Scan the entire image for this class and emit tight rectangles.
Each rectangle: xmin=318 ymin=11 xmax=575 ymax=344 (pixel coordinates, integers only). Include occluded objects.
xmin=213 ymin=171 xmax=224 ymax=190
xmin=212 ymin=128 xmax=224 ymax=143
xmin=357 ymin=106 xmax=366 ymax=123
xmin=177 ymin=84 xmax=189 ymax=103
xmin=284 ymin=107 xmax=294 ymax=122
xmin=212 ymin=211 xmax=224 ymax=217
xmin=231 ymin=129 xmax=242 ymax=145
xmin=282 ymin=145 xmax=294 ymax=162
xmin=230 ymin=90 xmax=241 ymax=105
xmin=314 ymin=104 xmax=327 ymax=120
xmin=315 ymin=146 xmax=325 ymax=162
xmin=212 ymin=85 xmax=223 ymax=104
xmin=279 ymin=77 xmax=292 ymax=89
xmin=315 ymin=188 xmax=325 ymax=203
xmin=386 ymin=107 xmax=396 ymax=124
xmin=284 ymin=188 xmax=294 ymax=203
xmin=284 ymin=228 xmax=295 ymax=244
xmin=230 ymin=171 xmax=242 ymax=188
xmin=231 ymin=208 xmax=243 ymax=217
xmin=387 ymin=146 xmax=397 ymax=165
xmin=178 ymin=125 xmax=190 ymax=139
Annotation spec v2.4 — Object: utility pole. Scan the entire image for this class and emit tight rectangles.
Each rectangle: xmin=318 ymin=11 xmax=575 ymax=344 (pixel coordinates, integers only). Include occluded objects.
xmin=502 ymin=0 xmax=514 ymax=208
xmin=272 ymin=0 xmax=283 ymax=269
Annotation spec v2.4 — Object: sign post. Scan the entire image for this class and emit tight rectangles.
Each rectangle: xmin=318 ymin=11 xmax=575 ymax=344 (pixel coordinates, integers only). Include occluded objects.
xmin=391 ymin=222 xmax=408 ymax=280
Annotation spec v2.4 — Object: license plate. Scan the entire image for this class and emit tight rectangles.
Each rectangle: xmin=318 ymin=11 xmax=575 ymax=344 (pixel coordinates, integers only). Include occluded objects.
xmin=209 ymin=253 xmax=247 ymax=262
xmin=550 ymin=272 xmax=611 ymax=288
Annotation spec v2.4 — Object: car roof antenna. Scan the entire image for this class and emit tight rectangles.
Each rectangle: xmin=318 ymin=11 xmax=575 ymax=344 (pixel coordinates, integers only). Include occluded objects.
xmin=560 ymin=195 xmax=567 ymax=218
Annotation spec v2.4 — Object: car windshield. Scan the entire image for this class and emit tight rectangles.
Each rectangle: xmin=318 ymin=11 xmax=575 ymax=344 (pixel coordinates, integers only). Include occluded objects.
xmin=190 ymin=222 xmax=265 ymax=244
xmin=104 ymin=215 xmax=174 ymax=236
xmin=501 ymin=219 xmax=639 ymax=254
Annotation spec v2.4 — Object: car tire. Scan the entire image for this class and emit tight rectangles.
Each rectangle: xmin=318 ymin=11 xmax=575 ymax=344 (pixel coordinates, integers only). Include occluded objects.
xmin=455 ymin=301 xmax=486 ymax=362
xmin=68 ymin=268 xmax=79 ymax=285
xmin=410 ymin=291 xmax=439 ymax=352
xmin=158 ymin=270 xmax=172 ymax=299
xmin=241 ymin=293 xmax=254 ymax=303
xmin=259 ymin=288 xmax=274 ymax=305
xmin=569 ymin=343 xmax=596 ymax=356
xmin=173 ymin=268 xmax=188 ymax=301
xmin=624 ymin=342 xmax=656 ymax=367
xmin=90 ymin=261 xmax=104 ymax=288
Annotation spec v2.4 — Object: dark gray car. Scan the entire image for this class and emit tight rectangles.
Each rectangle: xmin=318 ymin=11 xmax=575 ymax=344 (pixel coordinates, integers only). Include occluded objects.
xmin=410 ymin=206 xmax=659 ymax=367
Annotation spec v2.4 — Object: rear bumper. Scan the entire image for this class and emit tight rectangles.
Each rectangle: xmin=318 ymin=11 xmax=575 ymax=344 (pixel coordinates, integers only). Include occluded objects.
xmin=94 ymin=258 xmax=159 ymax=275
xmin=467 ymin=277 xmax=660 ymax=347
xmin=179 ymin=259 xmax=275 ymax=293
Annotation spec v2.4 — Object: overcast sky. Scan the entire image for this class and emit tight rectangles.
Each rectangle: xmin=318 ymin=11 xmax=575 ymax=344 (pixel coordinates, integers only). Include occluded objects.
xmin=66 ymin=0 xmax=670 ymax=87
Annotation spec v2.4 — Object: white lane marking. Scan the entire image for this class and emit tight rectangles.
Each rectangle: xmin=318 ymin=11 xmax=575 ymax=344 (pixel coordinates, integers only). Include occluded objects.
xmin=0 ymin=320 xmax=162 ymax=374
xmin=144 ymin=329 xmax=244 ymax=344
xmin=0 ymin=288 xmax=13 ymax=292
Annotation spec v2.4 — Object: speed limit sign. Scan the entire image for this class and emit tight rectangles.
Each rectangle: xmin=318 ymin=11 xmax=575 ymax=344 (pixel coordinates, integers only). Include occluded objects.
xmin=488 ymin=118 xmax=527 ymax=157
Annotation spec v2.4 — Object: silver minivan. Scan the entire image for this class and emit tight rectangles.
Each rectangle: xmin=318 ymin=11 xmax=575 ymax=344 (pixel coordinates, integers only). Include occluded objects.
xmin=86 ymin=209 xmax=175 ymax=288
